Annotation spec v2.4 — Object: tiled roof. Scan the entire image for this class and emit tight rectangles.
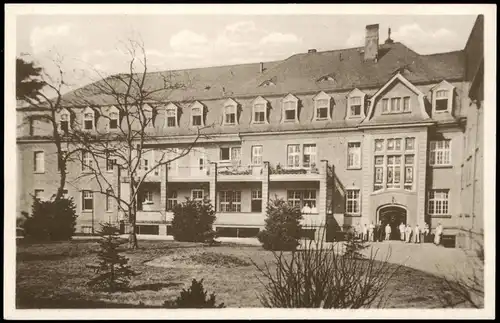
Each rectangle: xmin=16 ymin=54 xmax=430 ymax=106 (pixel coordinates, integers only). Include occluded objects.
xmin=53 ymin=42 xmax=464 ymax=108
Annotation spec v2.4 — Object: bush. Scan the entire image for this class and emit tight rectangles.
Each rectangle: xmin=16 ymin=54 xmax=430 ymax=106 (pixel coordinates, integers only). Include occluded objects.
xmin=258 ymin=197 xmax=303 ymax=251
xmin=163 ymin=279 xmax=225 ymax=308
xmin=171 ymin=198 xmax=216 ymax=243
xmin=344 ymin=230 xmax=369 ymax=259
xmin=87 ymin=223 xmax=139 ymax=292
xmin=22 ymin=196 xmax=78 ymax=241
xmin=252 ymin=226 xmax=400 ymax=308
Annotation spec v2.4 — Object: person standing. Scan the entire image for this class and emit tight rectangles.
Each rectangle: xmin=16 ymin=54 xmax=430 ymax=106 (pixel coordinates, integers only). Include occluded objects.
xmin=368 ymin=222 xmax=375 ymax=242
xmin=363 ymin=224 xmax=368 ymax=241
xmin=434 ymin=223 xmax=443 ymax=245
xmin=378 ymin=220 xmax=384 ymax=241
xmin=399 ymin=222 xmax=406 ymax=241
xmin=423 ymin=222 xmax=430 ymax=243
xmin=413 ymin=224 xmax=420 ymax=244
xmin=385 ymin=224 xmax=391 ymax=241
xmin=301 ymin=203 xmax=311 ymax=214
xmin=405 ymin=224 xmax=412 ymax=243
xmin=356 ymin=222 xmax=362 ymax=240
xmin=374 ymin=221 xmax=380 ymax=242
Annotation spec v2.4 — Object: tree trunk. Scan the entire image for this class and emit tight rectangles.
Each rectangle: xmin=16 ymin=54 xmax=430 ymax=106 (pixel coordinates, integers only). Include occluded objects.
xmin=127 ymin=180 xmax=139 ymax=249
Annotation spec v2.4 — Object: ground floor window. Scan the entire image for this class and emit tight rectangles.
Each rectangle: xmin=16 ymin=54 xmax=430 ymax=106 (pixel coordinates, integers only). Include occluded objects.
xmin=219 ymin=190 xmax=242 ymax=212
xmin=287 ymin=189 xmax=318 ymax=212
xmin=192 ymin=189 xmax=204 ymax=202
xmin=135 ymin=225 xmax=159 ymax=235
xmin=428 ymin=189 xmax=450 ymax=216
xmin=251 ymin=189 xmax=262 ymax=212
xmin=216 ymin=227 xmax=260 ymax=238
xmin=167 ymin=190 xmax=178 ymax=211
xmin=82 ymin=190 xmax=93 ymax=211
xmin=345 ymin=189 xmax=360 ymax=215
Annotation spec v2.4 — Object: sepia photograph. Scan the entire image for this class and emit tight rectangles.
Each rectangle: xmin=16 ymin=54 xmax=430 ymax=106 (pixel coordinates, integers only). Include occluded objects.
xmin=4 ymin=4 xmax=495 ymax=320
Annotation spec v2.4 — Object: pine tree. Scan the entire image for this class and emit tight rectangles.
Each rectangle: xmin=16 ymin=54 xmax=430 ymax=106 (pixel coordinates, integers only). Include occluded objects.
xmin=87 ymin=223 xmax=139 ymax=292
xmin=343 ymin=230 xmax=369 ymax=260
xmin=164 ymin=279 xmax=225 ymax=308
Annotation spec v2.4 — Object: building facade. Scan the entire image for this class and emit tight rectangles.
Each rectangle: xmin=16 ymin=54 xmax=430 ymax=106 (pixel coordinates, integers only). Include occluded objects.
xmin=16 ymin=22 xmax=483 ymax=242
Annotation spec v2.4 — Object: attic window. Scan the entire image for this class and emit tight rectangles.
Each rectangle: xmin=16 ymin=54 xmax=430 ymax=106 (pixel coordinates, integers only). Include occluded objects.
xmin=349 ymin=97 xmax=362 ymax=117
xmin=109 ymin=112 xmax=119 ymax=129
xmin=260 ymin=80 xmax=275 ymax=87
xmin=252 ymin=96 xmax=268 ymax=124
xmin=313 ymin=91 xmax=332 ymax=121
xmin=224 ymin=105 xmax=236 ymax=125
xmin=60 ymin=112 xmax=70 ymax=133
xmin=317 ymin=75 xmax=335 ymax=83
xmin=166 ymin=106 xmax=177 ymax=127
xmin=346 ymin=88 xmax=367 ymax=120
xmin=83 ymin=111 xmax=94 ymax=130
xmin=282 ymin=94 xmax=299 ymax=123
xmin=431 ymin=80 xmax=454 ymax=115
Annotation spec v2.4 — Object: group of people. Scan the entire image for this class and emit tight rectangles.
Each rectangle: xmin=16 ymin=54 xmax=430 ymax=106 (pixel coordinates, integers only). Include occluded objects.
xmin=354 ymin=221 xmax=444 ymax=245
xmin=301 ymin=203 xmax=318 ymax=214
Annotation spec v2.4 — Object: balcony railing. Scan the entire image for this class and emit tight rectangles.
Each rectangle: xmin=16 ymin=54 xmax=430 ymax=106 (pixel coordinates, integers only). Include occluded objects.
xmin=216 ymin=161 xmax=264 ymax=177
xmin=168 ymin=166 xmax=210 ymax=178
xmin=269 ymin=163 xmax=320 ymax=175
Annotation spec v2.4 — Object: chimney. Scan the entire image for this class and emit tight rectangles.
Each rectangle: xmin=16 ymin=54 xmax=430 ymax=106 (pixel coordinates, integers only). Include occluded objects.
xmin=259 ymin=62 xmax=264 ymax=73
xmin=308 ymin=49 xmax=317 ymax=54
xmin=364 ymin=24 xmax=379 ymax=62
xmin=385 ymin=27 xmax=394 ymax=44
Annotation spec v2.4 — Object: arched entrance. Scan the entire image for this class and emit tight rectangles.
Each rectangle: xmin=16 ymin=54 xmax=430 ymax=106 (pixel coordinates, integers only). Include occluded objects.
xmin=377 ymin=205 xmax=407 ymax=240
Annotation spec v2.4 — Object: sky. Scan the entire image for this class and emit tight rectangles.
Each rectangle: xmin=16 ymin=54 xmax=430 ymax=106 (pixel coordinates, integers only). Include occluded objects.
xmin=16 ymin=13 xmax=478 ymax=93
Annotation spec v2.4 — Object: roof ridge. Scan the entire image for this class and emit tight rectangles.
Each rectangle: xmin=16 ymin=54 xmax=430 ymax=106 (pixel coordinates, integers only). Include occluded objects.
xmin=422 ymin=50 xmax=464 ymax=57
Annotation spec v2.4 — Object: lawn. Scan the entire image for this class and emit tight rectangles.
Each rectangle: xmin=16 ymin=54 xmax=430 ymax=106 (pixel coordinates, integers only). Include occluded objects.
xmin=16 ymin=239 xmax=476 ymax=308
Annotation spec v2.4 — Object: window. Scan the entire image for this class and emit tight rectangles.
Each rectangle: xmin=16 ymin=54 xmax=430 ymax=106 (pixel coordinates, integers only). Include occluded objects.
xmin=287 ymin=144 xmax=300 ymax=168
xmin=58 ymin=149 xmax=68 ymax=172
xmin=192 ymin=107 xmax=203 ymax=126
xmin=251 ymin=190 xmax=262 ymax=212
xmin=435 ymin=90 xmax=449 ymax=112
xmin=219 ymin=191 xmax=241 ymax=212
xmin=109 ymin=112 xmax=119 ymax=129
xmin=167 ymin=190 xmax=178 ymax=211
xmin=283 ymin=96 xmax=298 ymax=122
xmin=429 ymin=140 xmax=451 ymax=166
xmin=346 ymin=189 xmax=360 ymax=215
xmin=34 ymin=189 xmax=44 ymax=200
xmin=34 ymin=151 xmax=44 ymax=173
xmin=386 ymin=155 xmax=401 ymax=189
xmin=60 ymin=113 xmax=70 ymax=132
xmin=82 ymin=151 xmax=93 ymax=172
xmin=106 ymin=189 xmax=112 ymax=212
xmin=381 ymin=99 xmax=389 ymax=113
xmin=83 ymin=112 xmax=94 ymax=130
xmin=142 ymin=191 xmax=153 ymax=204
xmin=314 ymin=97 xmax=330 ymax=120
xmin=251 ymin=146 xmax=263 ymax=165
xmin=403 ymin=96 xmax=411 ymax=112
xmin=428 ymin=189 xmax=450 ymax=216
xmin=349 ymin=97 xmax=362 ymax=117
xmin=141 ymin=158 xmax=149 ymax=171
xmin=390 ymin=97 xmax=401 ymax=113
xmin=287 ymin=190 xmax=317 ymax=210
xmin=347 ymin=142 xmax=361 ymax=169
xmin=373 ymin=137 xmax=416 ymax=192
xmin=373 ymin=156 xmax=384 ymax=191
xmin=404 ymin=155 xmax=414 ymax=190
xmin=220 ymin=147 xmax=241 ymax=161
xmin=253 ymin=103 xmax=266 ymax=123
xmin=224 ymin=105 xmax=237 ymax=125
xmin=166 ymin=107 xmax=177 ymax=127
xmin=287 ymin=190 xmax=302 ymax=208
xmin=192 ymin=189 xmax=204 ymax=202
xmin=303 ymin=144 xmax=316 ymax=168
xmin=82 ymin=190 xmax=93 ymax=211
xmin=106 ymin=151 xmax=116 ymax=172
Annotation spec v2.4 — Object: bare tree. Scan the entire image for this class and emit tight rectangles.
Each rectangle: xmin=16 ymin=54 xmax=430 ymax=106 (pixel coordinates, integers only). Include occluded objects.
xmin=65 ymin=37 xmax=210 ymax=249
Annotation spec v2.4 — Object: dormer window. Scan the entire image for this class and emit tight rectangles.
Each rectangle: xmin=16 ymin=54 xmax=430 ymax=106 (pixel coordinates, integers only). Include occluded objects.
xmin=109 ymin=112 xmax=119 ymax=129
xmin=190 ymin=101 xmax=205 ymax=127
xmin=317 ymin=75 xmax=335 ymax=83
xmin=259 ymin=78 xmax=276 ymax=87
xmin=431 ymin=80 xmax=454 ymax=114
xmin=435 ymin=90 xmax=449 ymax=111
xmin=223 ymin=99 xmax=238 ymax=126
xmin=313 ymin=91 xmax=332 ymax=121
xmin=282 ymin=94 xmax=299 ymax=123
xmin=346 ymin=88 xmax=366 ymax=120
xmin=252 ymin=96 xmax=268 ymax=124
xmin=82 ymin=107 xmax=95 ymax=130
xmin=60 ymin=113 xmax=70 ymax=133
xmin=165 ymin=104 xmax=178 ymax=128
xmin=349 ymin=97 xmax=362 ymax=117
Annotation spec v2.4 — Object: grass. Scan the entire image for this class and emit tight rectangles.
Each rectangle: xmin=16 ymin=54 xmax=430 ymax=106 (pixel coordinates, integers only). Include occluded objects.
xmin=16 ymin=239 xmax=476 ymax=309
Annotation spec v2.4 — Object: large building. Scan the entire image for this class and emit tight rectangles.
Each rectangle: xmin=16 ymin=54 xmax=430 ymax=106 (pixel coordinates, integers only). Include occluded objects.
xmin=16 ymin=21 xmax=483 ymax=243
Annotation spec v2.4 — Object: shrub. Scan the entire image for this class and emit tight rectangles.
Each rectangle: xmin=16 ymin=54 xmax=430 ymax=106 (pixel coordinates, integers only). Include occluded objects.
xmin=163 ymin=278 xmax=225 ymax=308
xmin=22 ymin=196 xmax=78 ymax=241
xmin=171 ymin=198 xmax=216 ymax=243
xmin=258 ymin=197 xmax=303 ymax=251
xmin=252 ymin=226 xmax=400 ymax=308
xmin=87 ymin=223 xmax=139 ymax=292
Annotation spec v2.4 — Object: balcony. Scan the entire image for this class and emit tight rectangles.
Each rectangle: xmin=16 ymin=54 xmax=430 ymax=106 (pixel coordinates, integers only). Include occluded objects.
xmin=136 ymin=210 xmax=164 ymax=223
xmin=168 ymin=166 xmax=211 ymax=182
xmin=214 ymin=212 xmax=266 ymax=226
xmin=269 ymin=163 xmax=323 ymax=182
xmin=217 ymin=161 xmax=264 ymax=182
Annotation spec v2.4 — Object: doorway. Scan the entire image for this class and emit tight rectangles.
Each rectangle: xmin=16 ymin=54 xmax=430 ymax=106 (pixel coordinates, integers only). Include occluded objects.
xmin=378 ymin=205 xmax=407 ymax=240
